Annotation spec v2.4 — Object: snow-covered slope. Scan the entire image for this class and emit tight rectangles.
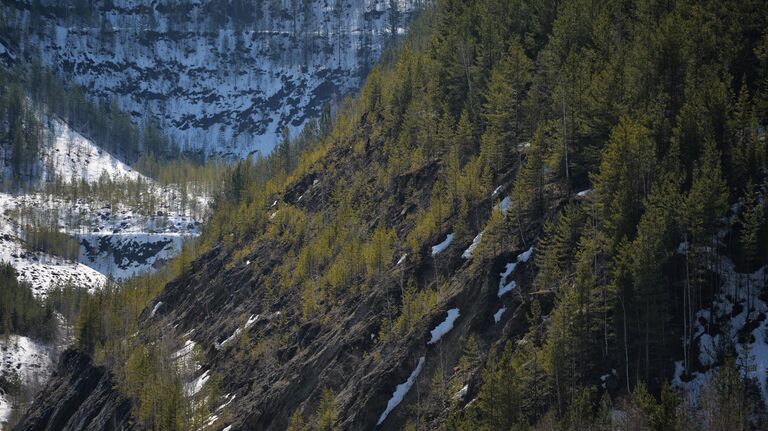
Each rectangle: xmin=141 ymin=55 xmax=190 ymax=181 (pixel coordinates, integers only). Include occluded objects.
xmin=79 ymin=233 xmax=185 ymax=280
xmin=2 ymin=0 xmax=418 ymax=157
xmin=0 ymin=188 xmax=204 ymax=295
xmin=672 ymin=204 xmax=768 ymax=406
xmin=40 ymin=118 xmax=142 ymax=183
xmin=0 ymin=336 xmax=54 ymax=428
xmin=0 ymin=118 xmax=206 ymax=295
xmin=0 ymin=193 xmax=106 ymax=296
xmin=673 ymin=254 xmax=768 ymax=404
xmin=1 ymin=116 xmax=142 ymax=186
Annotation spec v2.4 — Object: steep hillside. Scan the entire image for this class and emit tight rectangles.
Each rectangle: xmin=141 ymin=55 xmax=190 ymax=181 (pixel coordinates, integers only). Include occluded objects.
xmin=1 ymin=0 xmax=418 ymax=157
xmin=0 ymin=114 xmax=207 ymax=427
xmin=13 ymin=0 xmax=768 ymax=430
xmin=0 ymin=117 xmax=141 ymax=185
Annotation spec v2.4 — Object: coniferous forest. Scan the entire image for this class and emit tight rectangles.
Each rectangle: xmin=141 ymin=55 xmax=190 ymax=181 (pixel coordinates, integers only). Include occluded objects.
xmin=1 ymin=0 xmax=768 ymax=430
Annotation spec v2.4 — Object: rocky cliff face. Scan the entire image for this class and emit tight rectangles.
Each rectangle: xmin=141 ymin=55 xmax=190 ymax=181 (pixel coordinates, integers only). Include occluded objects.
xmin=13 ymin=135 xmax=543 ymax=430
xmin=12 ymin=349 xmax=132 ymax=431
xmin=1 ymin=0 xmax=416 ymax=158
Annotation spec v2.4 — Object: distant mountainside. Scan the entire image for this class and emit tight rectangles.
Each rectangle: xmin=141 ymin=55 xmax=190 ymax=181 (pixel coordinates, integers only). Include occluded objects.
xmin=0 ymin=0 xmax=418 ymax=158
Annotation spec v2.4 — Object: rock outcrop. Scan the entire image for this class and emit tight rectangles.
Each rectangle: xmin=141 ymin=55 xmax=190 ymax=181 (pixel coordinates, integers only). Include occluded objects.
xmin=13 ymin=349 xmax=132 ymax=431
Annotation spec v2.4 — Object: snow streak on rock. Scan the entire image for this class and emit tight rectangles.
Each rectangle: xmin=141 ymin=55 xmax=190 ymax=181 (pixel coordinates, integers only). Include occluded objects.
xmin=494 ymin=307 xmax=506 ymax=323
xmin=462 ymin=232 xmax=483 ymax=259
xmin=431 ymin=233 xmax=454 ymax=256
xmin=377 ymin=356 xmax=425 ymax=425
xmin=428 ymin=308 xmax=460 ymax=345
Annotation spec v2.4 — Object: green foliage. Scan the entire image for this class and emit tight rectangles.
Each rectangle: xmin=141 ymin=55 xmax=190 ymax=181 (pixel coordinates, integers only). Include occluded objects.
xmin=184 ymin=0 xmax=768 ymax=427
xmin=480 ymin=40 xmax=533 ymax=182
xmin=316 ymin=388 xmax=338 ymax=431
xmin=0 ymin=71 xmax=41 ymax=184
xmin=684 ymin=139 xmax=730 ymax=246
xmin=286 ymin=409 xmax=308 ymax=431
xmin=592 ymin=116 xmax=657 ymax=248
xmin=363 ymin=226 xmax=396 ymax=279
xmin=122 ymin=341 xmax=198 ymax=431
xmin=22 ymin=225 xmax=80 ymax=261
xmin=534 ymin=203 xmax=586 ymax=293
xmin=379 ymin=280 xmax=438 ymax=342
xmin=738 ymin=181 xmax=765 ymax=271
xmin=0 ymin=262 xmax=56 ymax=340
xmin=66 ymin=238 xmax=208 ymax=430
xmin=511 ymin=124 xmax=559 ymax=227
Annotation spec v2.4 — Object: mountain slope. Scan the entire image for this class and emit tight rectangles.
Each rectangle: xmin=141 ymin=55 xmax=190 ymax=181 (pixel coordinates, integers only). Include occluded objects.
xmin=1 ymin=0 xmax=418 ymax=157
xmin=14 ymin=0 xmax=768 ymax=430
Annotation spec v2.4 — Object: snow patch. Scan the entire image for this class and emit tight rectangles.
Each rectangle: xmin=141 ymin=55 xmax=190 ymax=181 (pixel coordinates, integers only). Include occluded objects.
xmin=497 ymin=246 xmax=534 ymax=297
xmin=245 ymin=314 xmax=259 ymax=329
xmin=498 ymin=267 xmax=517 ymax=298
xmin=377 ymin=357 xmax=425 ymax=425
xmin=150 ymin=301 xmax=163 ymax=318
xmin=173 ymin=340 xmax=196 ymax=361
xmin=518 ymin=246 xmax=534 ymax=262
xmin=497 ymin=196 xmax=511 ymax=215
xmin=672 ymin=250 xmax=768 ymax=405
xmin=0 ymin=393 xmax=10 ymax=428
xmin=431 ymin=234 xmax=454 ymax=256
xmin=205 ymin=414 xmax=219 ymax=427
xmin=217 ymin=394 xmax=236 ymax=412
xmin=0 ymin=336 xmax=54 ymax=426
xmin=454 ymin=384 xmax=468 ymax=400
xmin=493 ymin=307 xmax=506 ymax=323
xmin=427 ymin=308 xmax=460 ymax=345
xmin=462 ymin=232 xmax=483 ymax=259
xmin=216 ymin=328 xmax=242 ymax=350
xmin=186 ymin=369 xmax=210 ymax=397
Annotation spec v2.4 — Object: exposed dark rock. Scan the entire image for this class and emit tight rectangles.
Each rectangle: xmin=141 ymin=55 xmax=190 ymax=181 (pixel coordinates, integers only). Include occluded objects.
xmin=13 ymin=350 xmax=133 ymax=431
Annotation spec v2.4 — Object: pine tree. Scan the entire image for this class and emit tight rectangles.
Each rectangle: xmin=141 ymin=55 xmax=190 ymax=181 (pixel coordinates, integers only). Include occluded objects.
xmin=679 ymin=139 xmax=728 ymax=375
xmin=512 ymin=125 xmax=555 ymax=227
xmin=619 ymin=174 xmax=681 ymax=386
xmin=316 ymin=388 xmax=337 ymax=431
xmin=388 ymin=0 xmax=400 ymax=41
xmin=364 ymin=226 xmax=395 ymax=279
xmin=534 ymin=203 xmax=585 ymax=293
xmin=592 ymin=116 xmax=656 ymax=249
xmin=480 ymin=40 xmax=533 ymax=182
xmin=739 ymin=181 xmax=763 ymax=273
xmin=286 ymin=410 xmax=308 ymax=431
xmin=477 ymin=345 xmax=525 ymax=429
